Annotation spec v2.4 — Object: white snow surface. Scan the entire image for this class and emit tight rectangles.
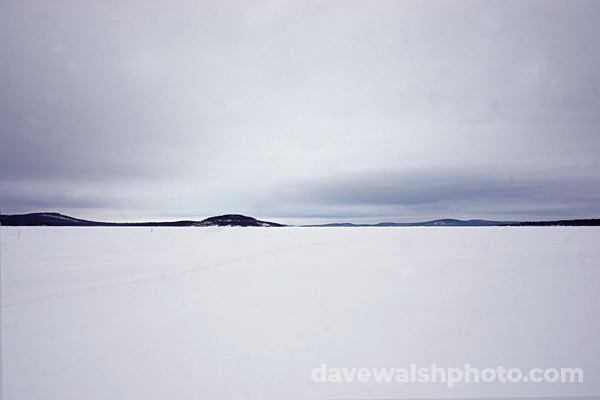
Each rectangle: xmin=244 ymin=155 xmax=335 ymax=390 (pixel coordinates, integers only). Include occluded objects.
xmin=1 ymin=227 xmax=599 ymax=399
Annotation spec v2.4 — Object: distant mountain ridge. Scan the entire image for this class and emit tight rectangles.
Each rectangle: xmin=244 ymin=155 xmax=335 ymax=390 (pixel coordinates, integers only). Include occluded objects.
xmin=0 ymin=212 xmax=283 ymax=227
xmin=302 ymin=218 xmax=519 ymax=227
xmin=303 ymin=218 xmax=600 ymax=227
xmin=1 ymin=212 xmax=599 ymax=227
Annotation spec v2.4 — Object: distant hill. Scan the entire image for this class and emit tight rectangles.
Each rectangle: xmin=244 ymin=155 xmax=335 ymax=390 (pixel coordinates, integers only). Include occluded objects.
xmin=0 ymin=212 xmax=283 ymax=227
xmin=0 ymin=212 xmax=101 ymax=226
xmin=193 ymin=214 xmax=283 ymax=227
xmin=2 ymin=213 xmax=599 ymax=227
xmin=302 ymin=219 xmax=518 ymax=227
xmin=376 ymin=219 xmax=519 ymax=227
xmin=302 ymin=218 xmax=600 ymax=227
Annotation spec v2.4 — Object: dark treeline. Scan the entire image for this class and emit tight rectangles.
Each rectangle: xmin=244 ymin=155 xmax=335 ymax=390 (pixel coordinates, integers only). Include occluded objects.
xmin=517 ymin=219 xmax=600 ymax=226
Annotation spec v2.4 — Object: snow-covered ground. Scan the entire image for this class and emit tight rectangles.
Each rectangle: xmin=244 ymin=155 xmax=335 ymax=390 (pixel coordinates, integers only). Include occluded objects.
xmin=1 ymin=227 xmax=599 ymax=399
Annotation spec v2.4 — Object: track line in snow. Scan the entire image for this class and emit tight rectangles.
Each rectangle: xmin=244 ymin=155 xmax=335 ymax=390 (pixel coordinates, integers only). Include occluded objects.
xmin=2 ymin=238 xmax=359 ymax=307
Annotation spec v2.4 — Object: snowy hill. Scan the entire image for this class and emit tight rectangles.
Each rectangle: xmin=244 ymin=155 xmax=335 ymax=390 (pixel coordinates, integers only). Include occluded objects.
xmin=0 ymin=212 xmax=283 ymax=227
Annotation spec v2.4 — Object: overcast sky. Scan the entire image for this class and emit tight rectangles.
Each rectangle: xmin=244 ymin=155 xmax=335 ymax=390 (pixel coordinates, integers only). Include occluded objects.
xmin=1 ymin=0 xmax=599 ymax=224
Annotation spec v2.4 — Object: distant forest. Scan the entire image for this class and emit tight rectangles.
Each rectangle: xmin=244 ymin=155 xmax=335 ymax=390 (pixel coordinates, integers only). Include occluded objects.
xmin=517 ymin=219 xmax=600 ymax=226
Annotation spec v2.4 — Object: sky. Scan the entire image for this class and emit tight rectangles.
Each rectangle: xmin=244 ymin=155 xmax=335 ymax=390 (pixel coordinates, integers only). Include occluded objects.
xmin=1 ymin=0 xmax=599 ymax=224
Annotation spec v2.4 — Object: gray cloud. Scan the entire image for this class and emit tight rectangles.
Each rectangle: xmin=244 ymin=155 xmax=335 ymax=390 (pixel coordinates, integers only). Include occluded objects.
xmin=267 ymin=167 xmax=600 ymax=220
xmin=1 ymin=0 xmax=599 ymax=223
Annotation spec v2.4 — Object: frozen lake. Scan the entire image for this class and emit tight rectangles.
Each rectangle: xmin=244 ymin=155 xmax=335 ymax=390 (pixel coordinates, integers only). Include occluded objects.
xmin=1 ymin=227 xmax=599 ymax=399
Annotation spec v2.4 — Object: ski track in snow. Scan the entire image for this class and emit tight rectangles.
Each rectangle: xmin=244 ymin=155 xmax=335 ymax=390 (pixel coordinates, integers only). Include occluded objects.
xmin=2 ymin=235 xmax=360 ymax=307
